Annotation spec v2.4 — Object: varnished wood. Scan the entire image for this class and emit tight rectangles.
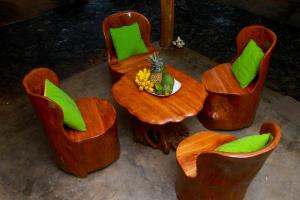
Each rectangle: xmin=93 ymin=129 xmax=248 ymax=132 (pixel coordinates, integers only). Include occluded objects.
xmin=133 ymin=121 xmax=189 ymax=154
xmin=176 ymin=122 xmax=281 ymax=200
xmin=66 ymin=98 xmax=117 ymax=142
xmin=201 ymin=63 xmax=249 ymax=95
xmin=176 ymin=132 xmax=236 ymax=177
xmin=23 ymin=68 xmax=120 ymax=177
xmin=102 ymin=10 xmax=157 ymax=83
xmin=112 ymin=64 xmax=207 ymax=153
xmin=112 ymin=64 xmax=207 ymax=124
xmin=160 ymin=0 xmax=174 ymax=47
xmin=198 ymin=25 xmax=277 ymax=130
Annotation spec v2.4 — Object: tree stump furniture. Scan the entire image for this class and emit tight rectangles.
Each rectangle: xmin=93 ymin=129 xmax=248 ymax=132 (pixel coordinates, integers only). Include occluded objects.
xmin=112 ymin=64 xmax=207 ymax=154
xmin=176 ymin=122 xmax=281 ymax=200
xmin=102 ymin=11 xmax=157 ymax=83
xmin=23 ymin=68 xmax=120 ymax=178
xmin=198 ymin=25 xmax=277 ymax=130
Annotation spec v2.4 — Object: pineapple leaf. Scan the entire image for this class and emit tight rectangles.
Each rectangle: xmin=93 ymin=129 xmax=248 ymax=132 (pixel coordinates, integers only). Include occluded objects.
xmin=149 ymin=53 xmax=164 ymax=73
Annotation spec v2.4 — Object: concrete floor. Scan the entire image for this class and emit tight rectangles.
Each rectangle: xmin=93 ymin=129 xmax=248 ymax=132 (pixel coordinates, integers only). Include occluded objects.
xmin=0 ymin=43 xmax=299 ymax=200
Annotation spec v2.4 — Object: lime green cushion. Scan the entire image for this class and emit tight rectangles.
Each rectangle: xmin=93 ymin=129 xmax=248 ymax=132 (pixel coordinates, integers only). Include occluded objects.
xmin=110 ymin=22 xmax=148 ymax=61
xmin=44 ymin=79 xmax=87 ymax=131
xmin=231 ymin=39 xmax=265 ymax=88
xmin=215 ymin=133 xmax=271 ymax=153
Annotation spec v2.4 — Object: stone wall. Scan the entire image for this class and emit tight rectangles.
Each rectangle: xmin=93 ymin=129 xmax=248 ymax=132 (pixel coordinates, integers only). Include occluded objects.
xmin=2 ymin=0 xmax=299 ymax=27
xmin=212 ymin=0 xmax=300 ymax=27
xmin=0 ymin=0 xmax=76 ymax=26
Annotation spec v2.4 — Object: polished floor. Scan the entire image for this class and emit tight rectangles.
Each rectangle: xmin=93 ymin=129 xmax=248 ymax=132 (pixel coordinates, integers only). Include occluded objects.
xmin=0 ymin=0 xmax=299 ymax=104
xmin=0 ymin=43 xmax=299 ymax=200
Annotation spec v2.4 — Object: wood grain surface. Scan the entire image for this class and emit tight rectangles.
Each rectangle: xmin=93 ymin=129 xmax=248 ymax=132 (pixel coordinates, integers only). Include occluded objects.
xmin=198 ymin=25 xmax=277 ymax=130
xmin=176 ymin=132 xmax=236 ymax=177
xmin=133 ymin=121 xmax=189 ymax=154
xmin=102 ymin=10 xmax=157 ymax=83
xmin=160 ymin=0 xmax=174 ymax=47
xmin=112 ymin=64 xmax=207 ymax=125
xmin=201 ymin=63 xmax=249 ymax=95
xmin=23 ymin=68 xmax=120 ymax=177
xmin=66 ymin=97 xmax=117 ymax=142
xmin=176 ymin=122 xmax=281 ymax=200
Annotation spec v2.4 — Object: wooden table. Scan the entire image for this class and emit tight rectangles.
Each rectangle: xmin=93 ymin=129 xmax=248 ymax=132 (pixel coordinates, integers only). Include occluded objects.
xmin=112 ymin=64 xmax=207 ymax=153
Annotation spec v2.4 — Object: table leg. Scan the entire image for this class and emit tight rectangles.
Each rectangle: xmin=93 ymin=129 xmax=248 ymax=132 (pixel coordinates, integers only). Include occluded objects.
xmin=133 ymin=121 xmax=189 ymax=154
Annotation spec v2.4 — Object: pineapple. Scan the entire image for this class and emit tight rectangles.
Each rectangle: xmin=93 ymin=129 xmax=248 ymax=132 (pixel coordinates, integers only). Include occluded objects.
xmin=149 ymin=53 xmax=164 ymax=84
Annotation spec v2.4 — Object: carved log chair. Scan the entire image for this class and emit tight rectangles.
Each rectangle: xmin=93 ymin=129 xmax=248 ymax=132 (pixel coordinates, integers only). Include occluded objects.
xmin=22 ymin=68 xmax=120 ymax=177
xmin=102 ymin=10 xmax=157 ymax=83
xmin=176 ymin=122 xmax=281 ymax=200
xmin=198 ymin=25 xmax=277 ymax=130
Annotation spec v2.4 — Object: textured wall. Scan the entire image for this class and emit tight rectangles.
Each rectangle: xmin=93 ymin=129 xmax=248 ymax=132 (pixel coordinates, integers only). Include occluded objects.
xmin=1 ymin=0 xmax=300 ymax=27
xmin=212 ymin=0 xmax=300 ymax=27
xmin=0 ymin=0 xmax=76 ymax=26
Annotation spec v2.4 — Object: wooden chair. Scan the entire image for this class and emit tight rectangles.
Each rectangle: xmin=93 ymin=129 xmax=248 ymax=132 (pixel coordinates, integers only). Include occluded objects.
xmin=102 ymin=10 xmax=157 ymax=83
xmin=176 ymin=122 xmax=281 ymax=200
xmin=22 ymin=68 xmax=120 ymax=177
xmin=198 ymin=25 xmax=277 ymax=130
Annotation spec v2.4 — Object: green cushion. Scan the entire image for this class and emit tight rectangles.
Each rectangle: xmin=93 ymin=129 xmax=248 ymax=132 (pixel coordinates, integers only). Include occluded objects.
xmin=44 ymin=79 xmax=87 ymax=131
xmin=215 ymin=133 xmax=271 ymax=153
xmin=110 ymin=22 xmax=148 ymax=61
xmin=231 ymin=39 xmax=265 ymax=88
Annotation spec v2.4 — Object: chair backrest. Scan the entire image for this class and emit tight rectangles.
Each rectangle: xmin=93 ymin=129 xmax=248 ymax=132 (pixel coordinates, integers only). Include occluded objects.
xmin=233 ymin=25 xmax=277 ymax=92
xmin=102 ymin=10 xmax=152 ymax=61
xmin=22 ymin=68 xmax=67 ymax=153
xmin=195 ymin=122 xmax=281 ymax=199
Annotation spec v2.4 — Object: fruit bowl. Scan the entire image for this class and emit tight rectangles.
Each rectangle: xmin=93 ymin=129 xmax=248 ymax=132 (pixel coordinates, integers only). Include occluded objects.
xmin=147 ymin=79 xmax=181 ymax=97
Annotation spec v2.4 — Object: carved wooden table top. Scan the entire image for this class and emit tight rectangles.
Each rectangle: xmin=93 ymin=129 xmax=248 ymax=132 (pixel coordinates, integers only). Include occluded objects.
xmin=112 ymin=64 xmax=207 ymax=125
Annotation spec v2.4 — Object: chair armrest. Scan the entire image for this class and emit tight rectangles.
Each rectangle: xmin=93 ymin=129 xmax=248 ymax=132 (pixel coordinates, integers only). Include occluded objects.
xmin=109 ymin=55 xmax=119 ymax=65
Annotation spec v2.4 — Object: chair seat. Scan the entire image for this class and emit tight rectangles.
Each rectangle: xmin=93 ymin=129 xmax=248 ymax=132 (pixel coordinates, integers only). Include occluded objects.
xmin=201 ymin=63 xmax=249 ymax=95
xmin=65 ymin=97 xmax=117 ymax=142
xmin=176 ymin=132 xmax=236 ymax=178
xmin=176 ymin=122 xmax=280 ymax=200
xmin=111 ymin=52 xmax=153 ymax=75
